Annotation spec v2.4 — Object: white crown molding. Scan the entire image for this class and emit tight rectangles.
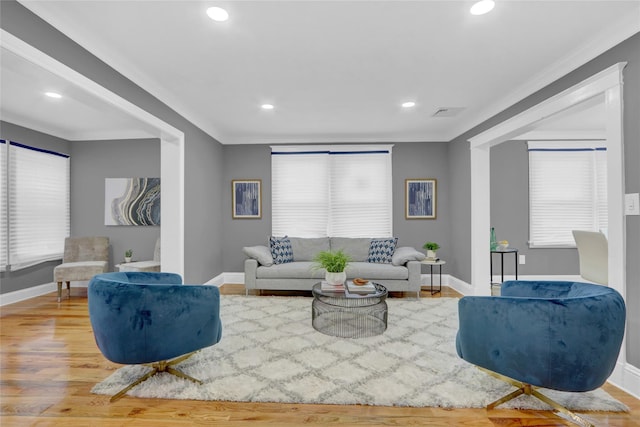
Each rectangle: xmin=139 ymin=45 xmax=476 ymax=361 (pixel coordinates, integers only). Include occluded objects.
xmin=18 ymin=1 xmax=226 ymax=144
xmin=225 ymin=134 xmax=449 ymax=145
xmin=469 ymin=62 xmax=626 ymax=149
xmin=447 ymin=12 xmax=640 ymax=142
xmin=0 ymin=112 xmax=77 ymax=141
xmin=1 ymin=111 xmax=158 ymax=141
xmin=516 ymin=129 xmax=607 ymax=141
xmin=17 ymin=3 xmax=640 ymax=145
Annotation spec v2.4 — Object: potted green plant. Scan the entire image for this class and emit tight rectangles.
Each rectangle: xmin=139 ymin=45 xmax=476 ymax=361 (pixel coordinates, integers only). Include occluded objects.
xmin=124 ymin=249 xmax=133 ymax=263
xmin=313 ymin=249 xmax=351 ymax=285
xmin=422 ymin=242 xmax=440 ymax=259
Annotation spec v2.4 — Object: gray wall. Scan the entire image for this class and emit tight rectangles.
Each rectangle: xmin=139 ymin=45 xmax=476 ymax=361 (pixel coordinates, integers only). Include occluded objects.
xmin=0 ymin=121 xmax=72 ymax=294
xmin=490 ymin=141 xmax=578 ymax=276
xmin=448 ymin=32 xmax=640 ymax=367
xmin=1 ymin=0 xmax=225 ymax=284
xmin=71 ymin=139 xmax=161 ymax=272
xmin=221 ymin=142 xmax=450 ymax=272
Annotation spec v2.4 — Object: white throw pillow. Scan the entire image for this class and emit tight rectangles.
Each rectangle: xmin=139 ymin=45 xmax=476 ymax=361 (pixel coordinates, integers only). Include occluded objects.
xmin=391 ymin=246 xmax=426 ymax=266
xmin=243 ymin=245 xmax=274 ymax=266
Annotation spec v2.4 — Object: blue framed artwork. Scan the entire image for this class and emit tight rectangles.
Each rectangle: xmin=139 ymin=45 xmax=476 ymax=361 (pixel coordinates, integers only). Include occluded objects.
xmin=405 ymin=178 xmax=437 ymax=219
xmin=105 ymin=177 xmax=161 ymax=226
xmin=232 ymin=179 xmax=262 ymax=219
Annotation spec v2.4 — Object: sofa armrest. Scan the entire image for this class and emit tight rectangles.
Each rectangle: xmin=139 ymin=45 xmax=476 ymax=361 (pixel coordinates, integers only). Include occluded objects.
xmin=244 ymin=258 xmax=258 ymax=290
xmin=406 ymin=260 xmax=422 ymax=289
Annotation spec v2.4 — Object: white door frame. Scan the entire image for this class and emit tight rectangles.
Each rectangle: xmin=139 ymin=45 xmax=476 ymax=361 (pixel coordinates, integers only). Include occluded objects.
xmin=1 ymin=30 xmax=185 ymax=277
xmin=468 ymin=62 xmax=629 ymax=383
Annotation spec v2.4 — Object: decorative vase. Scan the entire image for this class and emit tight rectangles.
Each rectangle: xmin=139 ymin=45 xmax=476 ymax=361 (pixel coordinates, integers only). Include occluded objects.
xmin=427 ymin=250 xmax=437 ymax=259
xmin=490 ymin=227 xmax=498 ymax=251
xmin=325 ymin=271 xmax=346 ymax=286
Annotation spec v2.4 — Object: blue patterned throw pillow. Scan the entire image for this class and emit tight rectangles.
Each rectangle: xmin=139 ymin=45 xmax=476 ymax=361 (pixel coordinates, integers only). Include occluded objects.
xmin=269 ymin=236 xmax=293 ymax=264
xmin=367 ymin=237 xmax=399 ymax=263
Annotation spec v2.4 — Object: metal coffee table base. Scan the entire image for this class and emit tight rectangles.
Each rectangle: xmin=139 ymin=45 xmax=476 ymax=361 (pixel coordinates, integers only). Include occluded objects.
xmin=311 ymin=283 xmax=388 ymax=338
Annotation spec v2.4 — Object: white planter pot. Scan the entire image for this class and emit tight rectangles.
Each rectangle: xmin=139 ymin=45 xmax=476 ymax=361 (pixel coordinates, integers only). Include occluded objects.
xmin=125 ymin=257 xmax=132 ymax=263
xmin=325 ymin=271 xmax=346 ymax=286
xmin=426 ymin=250 xmax=437 ymax=259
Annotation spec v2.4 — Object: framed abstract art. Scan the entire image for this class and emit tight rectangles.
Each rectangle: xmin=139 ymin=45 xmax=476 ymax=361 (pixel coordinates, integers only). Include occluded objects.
xmin=405 ymin=178 xmax=437 ymax=219
xmin=232 ymin=179 xmax=262 ymax=219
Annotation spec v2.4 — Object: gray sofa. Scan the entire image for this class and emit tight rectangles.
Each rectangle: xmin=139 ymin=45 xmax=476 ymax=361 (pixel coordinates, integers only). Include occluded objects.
xmin=243 ymin=237 xmax=425 ymax=297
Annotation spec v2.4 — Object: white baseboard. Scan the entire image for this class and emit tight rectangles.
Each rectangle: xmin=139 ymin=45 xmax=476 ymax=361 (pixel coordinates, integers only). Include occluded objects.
xmin=491 ymin=274 xmax=584 ymax=283
xmin=205 ymin=273 xmax=226 ymax=287
xmin=609 ymin=361 xmax=640 ymax=399
xmin=447 ymin=275 xmax=473 ymax=295
xmin=0 ymin=281 xmax=89 ymax=306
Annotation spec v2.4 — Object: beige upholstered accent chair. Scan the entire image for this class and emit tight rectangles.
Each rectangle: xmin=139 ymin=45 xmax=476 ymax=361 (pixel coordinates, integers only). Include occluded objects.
xmin=117 ymin=237 xmax=161 ymax=272
xmin=572 ymin=230 xmax=608 ymax=285
xmin=54 ymin=236 xmax=110 ymax=302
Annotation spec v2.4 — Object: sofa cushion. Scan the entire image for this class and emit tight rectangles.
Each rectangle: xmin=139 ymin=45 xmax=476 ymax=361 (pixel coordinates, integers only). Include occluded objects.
xmin=392 ymin=246 xmax=426 ymax=266
xmin=367 ymin=237 xmax=398 ymax=263
xmin=256 ymin=261 xmax=325 ymax=279
xmin=330 ymin=237 xmax=371 ymax=262
xmin=269 ymin=236 xmax=293 ymax=264
xmin=54 ymin=261 xmax=108 ymax=282
xmin=289 ymin=237 xmax=330 ymax=261
xmin=243 ymin=245 xmax=274 ymax=266
xmin=345 ymin=262 xmax=408 ymax=280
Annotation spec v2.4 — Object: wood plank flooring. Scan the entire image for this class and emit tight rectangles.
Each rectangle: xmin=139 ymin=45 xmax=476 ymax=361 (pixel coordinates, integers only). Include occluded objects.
xmin=1 ymin=285 xmax=639 ymax=426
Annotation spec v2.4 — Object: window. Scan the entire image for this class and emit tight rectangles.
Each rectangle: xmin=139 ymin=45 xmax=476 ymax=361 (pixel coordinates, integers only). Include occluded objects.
xmin=272 ymin=145 xmax=392 ymax=237
xmin=528 ymin=141 xmax=607 ymax=247
xmin=0 ymin=141 xmax=6 ymax=269
xmin=0 ymin=140 xmax=70 ymax=271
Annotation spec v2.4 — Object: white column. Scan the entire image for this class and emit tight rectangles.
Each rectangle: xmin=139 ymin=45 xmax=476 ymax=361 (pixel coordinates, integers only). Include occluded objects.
xmin=470 ymin=145 xmax=492 ymax=296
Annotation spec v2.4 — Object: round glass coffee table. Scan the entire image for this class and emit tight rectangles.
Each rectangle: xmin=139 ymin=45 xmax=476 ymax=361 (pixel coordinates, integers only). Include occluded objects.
xmin=311 ymin=282 xmax=388 ymax=338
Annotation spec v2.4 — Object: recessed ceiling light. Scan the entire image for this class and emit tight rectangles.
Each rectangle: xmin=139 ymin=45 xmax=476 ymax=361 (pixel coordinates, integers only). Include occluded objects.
xmin=470 ymin=0 xmax=495 ymax=15
xmin=206 ymin=6 xmax=229 ymax=22
xmin=402 ymin=101 xmax=416 ymax=108
xmin=261 ymin=104 xmax=274 ymax=110
xmin=45 ymin=92 xmax=62 ymax=99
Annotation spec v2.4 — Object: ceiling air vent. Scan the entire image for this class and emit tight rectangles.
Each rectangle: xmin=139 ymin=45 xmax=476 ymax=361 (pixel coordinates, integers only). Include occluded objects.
xmin=431 ymin=107 xmax=465 ymax=117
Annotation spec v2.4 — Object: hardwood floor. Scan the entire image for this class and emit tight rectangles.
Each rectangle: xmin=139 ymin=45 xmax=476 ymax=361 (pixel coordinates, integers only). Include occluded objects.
xmin=1 ymin=285 xmax=639 ymax=426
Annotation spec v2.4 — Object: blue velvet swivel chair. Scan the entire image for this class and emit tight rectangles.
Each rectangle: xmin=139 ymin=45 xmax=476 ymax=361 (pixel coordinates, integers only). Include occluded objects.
xmin=88 ymin=272 xmax=222 ymax=401
xmin=456 ymin=280 xmax=625 ymax=427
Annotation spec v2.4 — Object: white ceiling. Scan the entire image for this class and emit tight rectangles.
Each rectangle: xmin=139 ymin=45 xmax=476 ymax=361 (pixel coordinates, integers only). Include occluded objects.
xmin=1 ymin=46 xmax=159 ymax=141
xmin=5 ymin=0 xmax=640 ymax=144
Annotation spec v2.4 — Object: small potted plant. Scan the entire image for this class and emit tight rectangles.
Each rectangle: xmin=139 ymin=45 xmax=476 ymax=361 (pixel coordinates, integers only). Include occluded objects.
xmin=422 ymin=242 xmax=440 ymax=260
xmin=124 ymin=249 xmax=133 ymax=263
xmin=313 ymin=249 xmax=351 ymax=285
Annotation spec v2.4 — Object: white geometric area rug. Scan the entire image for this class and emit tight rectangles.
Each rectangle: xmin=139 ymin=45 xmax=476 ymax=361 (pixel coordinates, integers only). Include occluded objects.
xmin=92 ymin=295 xmax=628 ymax=411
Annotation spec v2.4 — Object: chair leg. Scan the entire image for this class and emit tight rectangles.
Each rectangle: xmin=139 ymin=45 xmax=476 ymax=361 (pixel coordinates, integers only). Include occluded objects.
xmin=57 ymin=282 xmax=62 ymax=302
xmin=109 ymin=351 xmax=201 ymax=402
xmin=66 ymin=281 xmax=71 ymax=300
xmin=479 ymin=368 xmax=595 ymax=427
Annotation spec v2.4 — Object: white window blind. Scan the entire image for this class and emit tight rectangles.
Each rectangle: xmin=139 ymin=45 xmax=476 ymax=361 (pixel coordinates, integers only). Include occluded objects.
xmin=528 ymin=141 xmax=607 ymax=247
xmin=0 ymin=141 xmax=7 ymax=270
xmin=272 ymin=145 xmax=393 ymax=237
xmin=5 ymin=141 xmax=70 ymax=270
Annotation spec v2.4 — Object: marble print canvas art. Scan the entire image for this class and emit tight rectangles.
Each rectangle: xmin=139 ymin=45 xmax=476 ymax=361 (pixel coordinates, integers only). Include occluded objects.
xmin=105 ymin=178 xmax=161 ymax=226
